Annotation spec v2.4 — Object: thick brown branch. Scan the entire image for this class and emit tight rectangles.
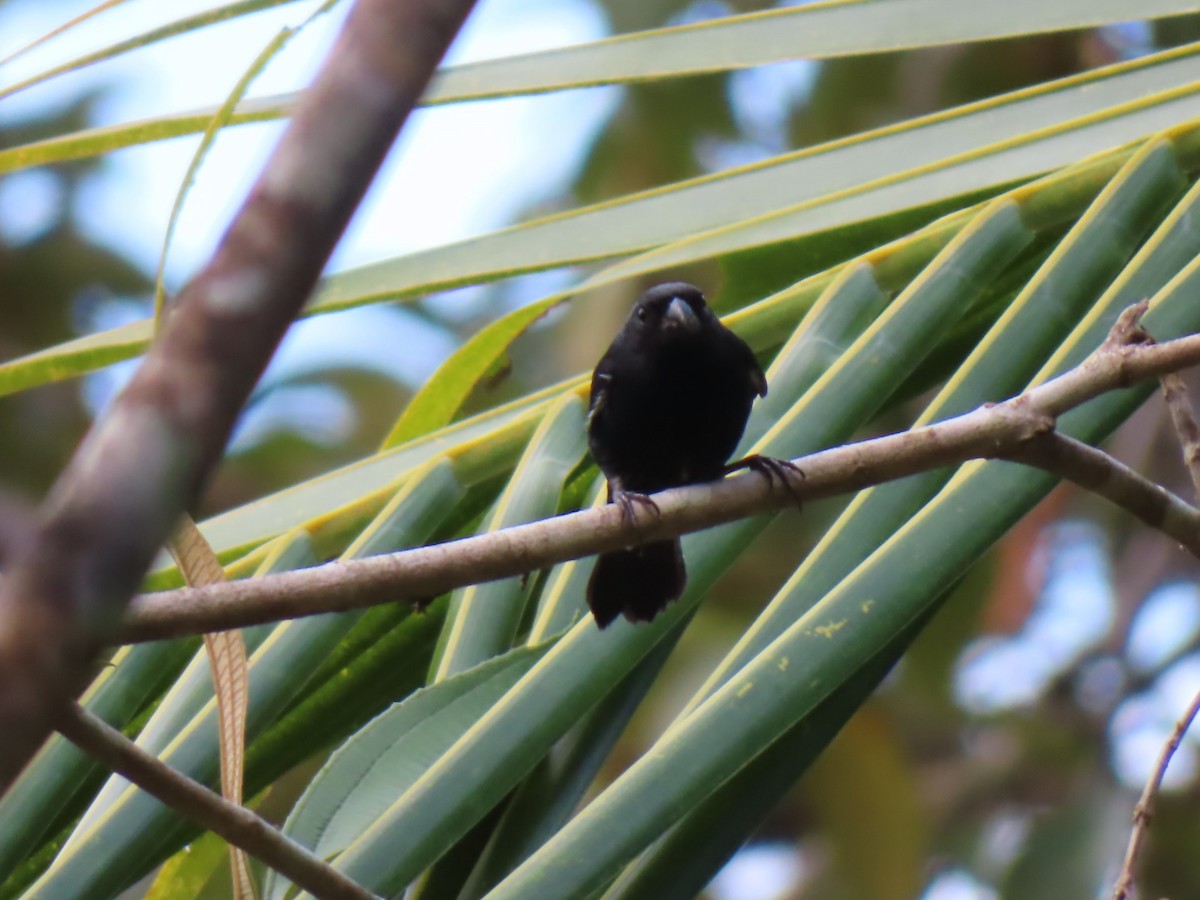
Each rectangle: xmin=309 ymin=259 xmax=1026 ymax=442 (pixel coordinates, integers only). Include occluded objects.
xmin=118 ymin=309 xmax=1200 ymax=642
xmin=56 ymin=704 xmax=377 ymax=900
xmin=0 ymin=0 xmax=478 ymax=792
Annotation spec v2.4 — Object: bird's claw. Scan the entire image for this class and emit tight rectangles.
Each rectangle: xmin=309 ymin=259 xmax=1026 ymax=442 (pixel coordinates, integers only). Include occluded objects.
xmin=723 ymin=454 xmax=805 ymax=508
xmin=613 ymin=488 xmax=660 ymax=525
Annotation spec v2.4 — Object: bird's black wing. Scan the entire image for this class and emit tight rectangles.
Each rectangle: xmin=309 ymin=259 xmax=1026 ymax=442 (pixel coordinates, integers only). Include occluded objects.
xmin=588 ymin=368 xmax=613 ymax=425
xmin=748 ymin=358 xmax=767 ymax=398
xmin=728 ymin=329 xmax=767 ymax=398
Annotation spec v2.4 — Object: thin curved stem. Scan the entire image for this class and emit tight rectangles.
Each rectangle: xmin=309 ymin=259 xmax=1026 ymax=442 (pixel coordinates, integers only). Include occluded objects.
xmin=56 ymin=703 xmax=378 ymax=900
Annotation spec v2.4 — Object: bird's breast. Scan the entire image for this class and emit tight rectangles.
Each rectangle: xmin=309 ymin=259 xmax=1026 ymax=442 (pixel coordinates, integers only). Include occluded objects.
xmin=593 ymin=349 xmax=756 ymax=491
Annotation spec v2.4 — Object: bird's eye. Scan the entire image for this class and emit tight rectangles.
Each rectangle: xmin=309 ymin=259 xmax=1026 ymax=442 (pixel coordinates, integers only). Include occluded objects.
xmin=636 ymin=306 xmax=648 ymax=321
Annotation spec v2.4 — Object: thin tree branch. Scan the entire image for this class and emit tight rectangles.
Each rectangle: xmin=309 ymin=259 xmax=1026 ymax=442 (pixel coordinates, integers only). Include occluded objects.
xmin=118 ymin=305 xmax=1200 ymax=643
xmin=1002 ymin=432 xmax=1200 ymax=543
xmin=0 ymin=0 xmax=478 ymax=793
xmin=1110 ymin=335 xmax=1200 ymax=899
xmin=1161 ymin=372 xmax=1200 ymax=501
xmin=55 ymin=703 xmax=378 ymax=900
xmin=1112 ymin=688 xmax=1200 ymax=900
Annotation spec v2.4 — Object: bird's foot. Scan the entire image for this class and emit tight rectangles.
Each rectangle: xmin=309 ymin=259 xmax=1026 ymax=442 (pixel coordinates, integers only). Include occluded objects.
xmin=612 ymin=487 xmax=660 ymax=526
xmin=723 ymin=454 xmax=805 ymax=508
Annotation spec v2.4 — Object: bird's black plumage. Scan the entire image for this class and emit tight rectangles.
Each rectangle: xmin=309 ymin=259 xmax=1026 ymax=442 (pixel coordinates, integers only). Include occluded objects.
xmin=585 ymin=282 xmax=768 ymax=627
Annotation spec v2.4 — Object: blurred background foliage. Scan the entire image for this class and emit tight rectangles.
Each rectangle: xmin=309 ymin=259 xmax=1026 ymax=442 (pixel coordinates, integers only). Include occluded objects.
xmin=5 ymin=1 xmax=1200 ymax=898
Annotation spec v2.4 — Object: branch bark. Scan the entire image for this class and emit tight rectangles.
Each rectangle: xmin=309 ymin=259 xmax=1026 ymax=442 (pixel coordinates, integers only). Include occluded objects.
xmin=1161 ymin=371 xmax=1200 ymax=500
xmin=56 ymin=703 xmax=378 ymax=900
xmin=1111 ymin=337 xmax=1200 ymax=900
xmin=1112 ymin=687 xmax=1200 ymax=900
xmin=1002 ymin=432 xmax=1200 ymax=543
xmin=0 ymin=0 xmax=478 ymax=793
xmin=118 ymin=304 xmax=1200 ymax=643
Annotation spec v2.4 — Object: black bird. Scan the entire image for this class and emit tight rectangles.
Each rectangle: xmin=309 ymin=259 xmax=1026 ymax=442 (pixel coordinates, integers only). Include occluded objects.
xmin=585 ymin=282 xmax=772 ymax=628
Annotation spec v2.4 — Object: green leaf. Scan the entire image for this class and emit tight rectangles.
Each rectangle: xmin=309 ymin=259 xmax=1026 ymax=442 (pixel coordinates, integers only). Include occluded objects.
xmin=480 ymin=230 xmax=1200 ymax=900
xmin=461 ymin=633 xmax=682 ymax=897
xmin=170 ymin=384 xmax=566 ymax=578
xmin=157 ymin=150 xmax=1097 ymax=578
xmin=9 ymin=43 xmax=1200 ymax=402
xmin=691 ymin=136 xmax=1190 ymax=709
xmin=382 ymin=298 xmax=559 ymax=448
xmin=0 ymin=531 xmax=314 ymax=886
xmin=613 ymin=141 xmax=1200 ymax=896
xmin=144 ymin=812 xmax=250 ymax=900
xmin=431 ymin=394 xmax=588 ymax=679
xmin=427 ymin=0 xmax=1200 ymax=100
xmin=605 ymin=611 xmax=937 ymax=900
xmin=31 ymin=461 xmax=465 ymax=900
xmin=294 ymin=200 xmax=1031 ymax=897
xmin=57 ymin=534 xmax=318 ymax=858
xmin=0 ymin=1 xmax=306 ymax=102
xmin=264 ymin=643 xmax=554 ymax=900
xmin=10 ymin=1 xmax=1200 ymax=164
xmin=243 ymin=600 xmax=447 ymax=791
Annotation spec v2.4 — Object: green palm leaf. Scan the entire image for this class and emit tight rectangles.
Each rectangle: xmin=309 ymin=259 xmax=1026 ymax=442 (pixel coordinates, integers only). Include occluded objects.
xmin=6 ymin=39 xmax=1200 ymax=403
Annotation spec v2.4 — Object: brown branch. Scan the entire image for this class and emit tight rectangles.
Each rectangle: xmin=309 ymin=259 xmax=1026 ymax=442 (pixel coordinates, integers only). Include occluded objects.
xmin=1002 ymin=432 xmax=1200 ymax=544
xmin=1112 ymin=687 xmax=1200 ymax=900
xmin=1110 ymin=328 xmax=1200 ymax=900
xmin=117 ymin=306 xmax=1200 ymax=643
xmin=56 ymin=703 xmax=378 ymax=900
xmin=0 ymin=0 xmax=478 ymax=793
xmin=1161 ymin=372 xmax=1200 ymax=501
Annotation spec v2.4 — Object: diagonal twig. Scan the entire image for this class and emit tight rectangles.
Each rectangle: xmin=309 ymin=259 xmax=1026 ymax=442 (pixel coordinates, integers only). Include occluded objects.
xmin=1002 ymin=431 xmax=1200 ymax=543
xmin=56 ymin=702 xmax=378 ymax=900
xmin=1112 ymin=688 xmax=1200 ymax=900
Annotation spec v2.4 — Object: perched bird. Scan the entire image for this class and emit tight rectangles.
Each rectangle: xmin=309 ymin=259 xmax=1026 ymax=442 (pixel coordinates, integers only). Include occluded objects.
xmin=585 ymin=282 xmax=776 ymax=628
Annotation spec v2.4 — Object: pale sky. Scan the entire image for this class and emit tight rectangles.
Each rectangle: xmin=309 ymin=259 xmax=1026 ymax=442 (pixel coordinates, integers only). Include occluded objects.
xmin=0 ymin=0 xmax=617 ymax=412
xmin=0 ymin=0 xmax=614 ymax=273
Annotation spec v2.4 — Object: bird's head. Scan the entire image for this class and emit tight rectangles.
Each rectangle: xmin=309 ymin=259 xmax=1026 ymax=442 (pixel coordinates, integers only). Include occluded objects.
xmin=626 ymin=282 xmax=709 ymax=339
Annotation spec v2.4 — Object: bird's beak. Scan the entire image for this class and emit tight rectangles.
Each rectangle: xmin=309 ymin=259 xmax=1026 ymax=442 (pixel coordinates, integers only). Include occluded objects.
xmin=664 ymin=297 xmax=700 ymax=332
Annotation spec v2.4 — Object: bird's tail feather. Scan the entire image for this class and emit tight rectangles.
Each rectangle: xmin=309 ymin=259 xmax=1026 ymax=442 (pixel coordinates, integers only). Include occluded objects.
xmin=586 ymin=539 xmax=686 ymax=628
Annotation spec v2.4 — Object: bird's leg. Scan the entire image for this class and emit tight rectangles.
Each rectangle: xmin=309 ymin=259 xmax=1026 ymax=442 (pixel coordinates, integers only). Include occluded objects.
xmin=722 ymin=454 xmax=805 ymax=508
xmin=608 ymin=477 xmax=660 ymax=526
